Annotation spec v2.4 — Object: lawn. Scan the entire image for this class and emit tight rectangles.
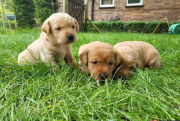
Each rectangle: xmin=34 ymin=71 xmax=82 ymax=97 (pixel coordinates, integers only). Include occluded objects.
xmin=0 ymin=29 xmax=180 ymax=120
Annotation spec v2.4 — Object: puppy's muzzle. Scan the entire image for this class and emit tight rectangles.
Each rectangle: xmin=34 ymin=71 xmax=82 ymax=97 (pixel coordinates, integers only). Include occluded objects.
xmin=67 ymin=34 xmax=74 ymax=41
xmin=100 ymin=73 xmax=108 ymax=80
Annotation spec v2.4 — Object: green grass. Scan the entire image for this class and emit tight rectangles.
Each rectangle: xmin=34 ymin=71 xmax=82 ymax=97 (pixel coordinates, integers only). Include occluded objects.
xmin=0 ymin=29 xmax=180 ymax=120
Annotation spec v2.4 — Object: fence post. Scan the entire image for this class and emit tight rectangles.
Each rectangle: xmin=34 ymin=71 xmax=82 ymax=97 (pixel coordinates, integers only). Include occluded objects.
xmin=63 ymin=0 xmax=68 ymax=13
xmin=0 ymin=0 xmax=6 ymax=28
xmin=84 ymin=0 xmax=89 ymax=32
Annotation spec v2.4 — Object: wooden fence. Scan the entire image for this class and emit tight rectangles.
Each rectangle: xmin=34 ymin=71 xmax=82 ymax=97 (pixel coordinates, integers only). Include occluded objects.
xmin=68 ymin=0 xmax=85 ymax=32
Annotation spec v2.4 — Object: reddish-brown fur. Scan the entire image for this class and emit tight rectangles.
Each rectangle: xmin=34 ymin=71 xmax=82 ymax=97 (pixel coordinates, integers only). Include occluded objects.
xmin=114 ymin=41 xmax=161 ymax=79
xmin=79 ymin=41 xmax=121 ymax=80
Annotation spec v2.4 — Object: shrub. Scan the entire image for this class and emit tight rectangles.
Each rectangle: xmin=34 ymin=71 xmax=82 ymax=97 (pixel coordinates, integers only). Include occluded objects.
xmin=129 ymin=22 xmax=145 ymax=33
xmin=34 ymin=0 xmax=60 ymax=24
xmin=109 ymin=21 xmax=125 ymax=32
xmin=14 ymin=0 xmax=36 ymax=28
xmin=0 ymin=20 xmax=15 ymax=30
xmin=86 ymin=21 xmax=178 ymax=33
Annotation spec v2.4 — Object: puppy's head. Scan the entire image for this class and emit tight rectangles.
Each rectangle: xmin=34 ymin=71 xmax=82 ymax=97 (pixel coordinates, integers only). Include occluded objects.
xmin=114 ymin=46 xmax=143 ymax=80
xmin=79 ymin=41 xmax=121 ymax=81
xmin=41 ymin=13 xmax=79 ymax=44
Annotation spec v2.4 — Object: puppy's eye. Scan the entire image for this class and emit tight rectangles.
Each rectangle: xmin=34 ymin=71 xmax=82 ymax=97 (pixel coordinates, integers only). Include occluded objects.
xmin=72 ymin=25 xmax=75 ymax=29
xmin=109 ymin=62 xmax=113 ymax=65
xmin=129 ymin=66 xmax=135 ymax=70
xmin=92 ymin=61 xmax=97 ymax=64
xmin=56 ymin=27 xmax=61 ymax=31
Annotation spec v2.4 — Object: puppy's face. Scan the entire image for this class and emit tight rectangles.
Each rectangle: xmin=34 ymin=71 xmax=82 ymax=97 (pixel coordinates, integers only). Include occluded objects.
xmin=79 ymin=43 xmax=121 ymax=81
xmin=41 ymin=13 xmax=79 ymax=44
xmin=115 ymin=51 xmax=142 ymax=79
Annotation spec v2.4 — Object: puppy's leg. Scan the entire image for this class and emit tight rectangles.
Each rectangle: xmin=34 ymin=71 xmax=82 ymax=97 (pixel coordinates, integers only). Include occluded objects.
xmin=64 ymin=45 xmax=76 ymax=67
xmin=64 ymin=53 xmax=76 ymax=67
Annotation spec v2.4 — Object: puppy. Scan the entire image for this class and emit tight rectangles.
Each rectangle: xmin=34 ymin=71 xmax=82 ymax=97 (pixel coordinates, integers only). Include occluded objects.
xmin=18 ymin=13 xmax=79 ymax=67
xmin=114 ymin=41 xmax=161 ymax=79
xmin=78 ymin=41 xmax=121 ymax=81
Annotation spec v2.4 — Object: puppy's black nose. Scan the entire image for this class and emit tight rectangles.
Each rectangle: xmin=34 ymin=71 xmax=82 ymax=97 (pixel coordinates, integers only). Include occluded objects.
xmin=67 ymin=34 xmax=74 ymax=41
xmin=100 ymin=73 xmax=108 ymax=80
xmin=119 ymin=75 xmax=126 ymax=80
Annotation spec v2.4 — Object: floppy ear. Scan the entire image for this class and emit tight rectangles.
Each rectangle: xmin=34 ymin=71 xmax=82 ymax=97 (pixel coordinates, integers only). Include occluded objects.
xmin=114 ymin=51 xmax=121 ymax=67
xmin=79 ymin=49 xmax=89 ymax=66
xmin=74 ymin=19 xmax=79 ymax=32
xmin=41 ymin=19 xmax=50 ymax=34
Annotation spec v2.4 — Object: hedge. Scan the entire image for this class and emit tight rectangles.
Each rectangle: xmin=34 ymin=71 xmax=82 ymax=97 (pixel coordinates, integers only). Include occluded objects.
xmin=0 ymin=20 xmax=16 ymax=30
xmin=87 ymin=21 xmax=179 ymax=33
xmin=0 ymin=20 xmax=179 ymax=33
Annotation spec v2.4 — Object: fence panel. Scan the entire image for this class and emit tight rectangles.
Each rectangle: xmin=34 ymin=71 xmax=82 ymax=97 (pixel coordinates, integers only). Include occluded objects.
xmin=68 ymin=0 xmax=85 ymax=31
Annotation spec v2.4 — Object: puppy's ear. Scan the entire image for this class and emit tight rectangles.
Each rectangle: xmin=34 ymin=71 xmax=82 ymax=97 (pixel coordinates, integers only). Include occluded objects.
xmin=74 ymin=19 xmax=79 ymax=32
xmin=79 ymin=49 xmax=89 ymax=66
xmin=41 ymin=20 xmax=50 ymax=34
xmin=114 ymin=51 xmax=121 ymax=67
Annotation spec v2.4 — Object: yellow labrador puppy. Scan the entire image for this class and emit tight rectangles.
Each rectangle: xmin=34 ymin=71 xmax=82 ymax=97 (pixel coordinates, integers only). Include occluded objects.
xmin=18 ymin=13 xmax=79 ymax=67
xmin=78 ymin=41 xmax=121 ymax=81
xmin=114 ymin=41 xmax=161 ymax=79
